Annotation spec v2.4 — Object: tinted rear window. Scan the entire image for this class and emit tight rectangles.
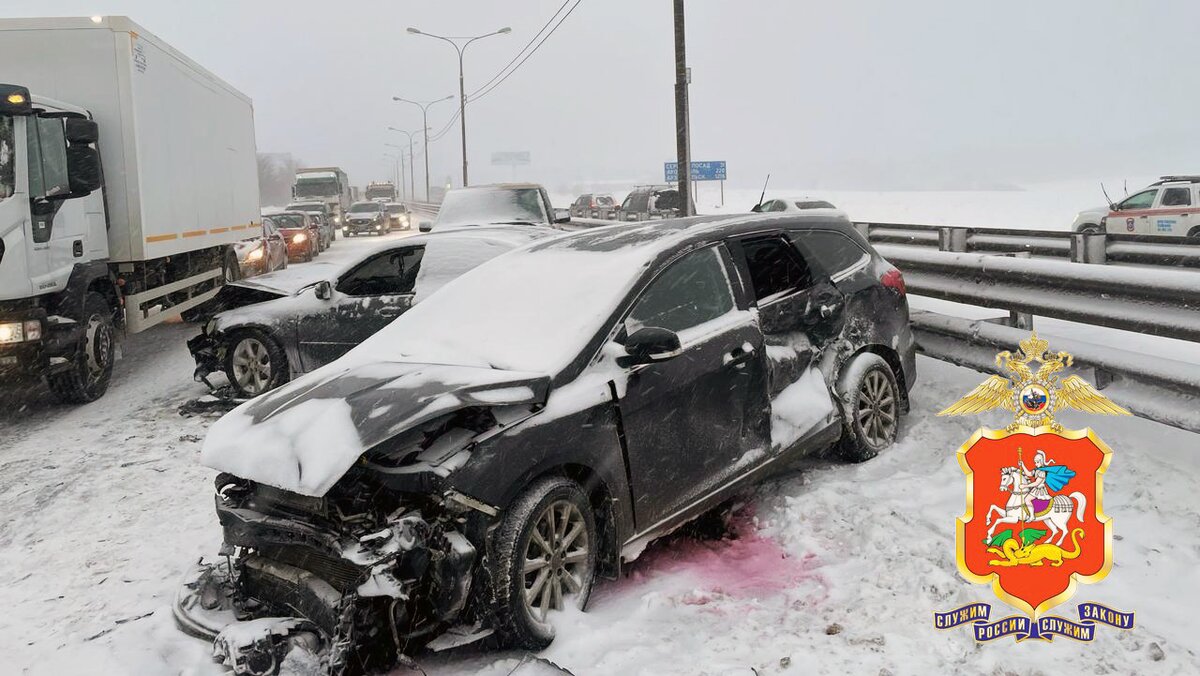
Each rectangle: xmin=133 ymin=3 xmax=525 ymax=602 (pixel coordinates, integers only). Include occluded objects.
xmin=793 ymin=229 xmax=870 ymax=277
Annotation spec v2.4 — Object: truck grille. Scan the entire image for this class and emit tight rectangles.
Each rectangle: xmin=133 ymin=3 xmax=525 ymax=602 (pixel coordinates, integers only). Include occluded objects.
xmin=257 ymin=544 xmax=365 ymax=593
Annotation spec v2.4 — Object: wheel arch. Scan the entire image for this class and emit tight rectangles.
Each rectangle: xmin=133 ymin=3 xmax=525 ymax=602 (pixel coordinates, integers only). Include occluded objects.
xmin=509 ymin=462 xmax=622 ymax=579
xmin=846 ymin=343 xmax=909 ymax=412
xmin=219 ymin=323 xmax=294 ymax=380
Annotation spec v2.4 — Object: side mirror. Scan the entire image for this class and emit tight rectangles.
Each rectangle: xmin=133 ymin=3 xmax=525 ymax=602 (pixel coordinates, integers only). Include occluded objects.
xmin=314 ymin=280 xmax=333 ymax=300
xmin=553 ymin=208 xmax=571 ymax=224
xmin=419 ymin=221 xmax=432 ymax=233
xmin=750 ymin=203 xmax=762 ymax=213
xmin=619 ymin=327 xmax=682 ymax=367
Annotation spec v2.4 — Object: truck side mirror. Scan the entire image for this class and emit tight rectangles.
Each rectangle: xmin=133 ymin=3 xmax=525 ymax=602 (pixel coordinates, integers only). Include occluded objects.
xmin=66 ymin=146 xmax=102 ymax=195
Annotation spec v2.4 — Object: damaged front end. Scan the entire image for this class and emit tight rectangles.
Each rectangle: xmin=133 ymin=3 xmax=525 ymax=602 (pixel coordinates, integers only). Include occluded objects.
xmin=175 ymin=472 xmax=482 ymax=675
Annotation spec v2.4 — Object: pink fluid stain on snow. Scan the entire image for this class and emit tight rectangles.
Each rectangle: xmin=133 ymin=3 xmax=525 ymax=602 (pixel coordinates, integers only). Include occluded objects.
xmin=608 ymin=510 xmax=827 ymax=604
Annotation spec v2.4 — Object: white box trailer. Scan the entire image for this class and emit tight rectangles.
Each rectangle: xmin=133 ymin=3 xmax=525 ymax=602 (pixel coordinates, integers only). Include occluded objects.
xmin=0 ymin=16 xmax=259 ymax=262
xmin=0 ymin=16 xmax=260 ymax=402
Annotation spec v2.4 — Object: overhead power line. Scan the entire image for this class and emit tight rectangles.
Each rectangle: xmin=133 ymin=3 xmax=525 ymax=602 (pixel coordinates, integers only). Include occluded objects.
xmin=468 ymin=0 xmax=582 ymax=104
xmin=466 ymin=0 xmax=572 ymax=99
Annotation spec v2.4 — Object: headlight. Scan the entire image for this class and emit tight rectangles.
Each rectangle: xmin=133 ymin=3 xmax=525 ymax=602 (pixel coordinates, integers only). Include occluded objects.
xmin=0 ymin=320 xmax=41 ymax=344
xmin=247 ymin=247 xmax=264 ymax=262
xmin=292 ymin=233 xmax=307 ymax=244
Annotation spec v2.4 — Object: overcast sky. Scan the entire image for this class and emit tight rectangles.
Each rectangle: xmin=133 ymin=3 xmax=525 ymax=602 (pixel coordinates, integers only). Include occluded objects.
xmin=5 ymin=0 xmax=1199 ymax=192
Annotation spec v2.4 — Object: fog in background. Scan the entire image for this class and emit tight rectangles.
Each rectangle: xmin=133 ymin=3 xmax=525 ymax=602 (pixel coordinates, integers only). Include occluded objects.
xmin=5 ymin=0 xmax=1198 ymax=191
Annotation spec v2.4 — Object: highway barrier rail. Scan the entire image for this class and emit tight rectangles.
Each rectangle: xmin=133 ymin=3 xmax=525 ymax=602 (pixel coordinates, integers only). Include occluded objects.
xmin=855 ymin=223 xmax=1200 ymax=433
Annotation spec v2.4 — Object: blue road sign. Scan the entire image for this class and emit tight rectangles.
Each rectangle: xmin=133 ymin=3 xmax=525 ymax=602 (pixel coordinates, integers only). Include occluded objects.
xmin=665 ymin=160 xmax=727 ymax=182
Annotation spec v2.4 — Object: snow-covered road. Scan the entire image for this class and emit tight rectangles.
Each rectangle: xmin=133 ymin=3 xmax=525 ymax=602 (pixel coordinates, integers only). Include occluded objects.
xmin=1 ymin=225 xmax=1197 ymax=675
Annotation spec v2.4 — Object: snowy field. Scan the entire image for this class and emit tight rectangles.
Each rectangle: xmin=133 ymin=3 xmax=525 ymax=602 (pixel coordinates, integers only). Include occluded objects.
xmin=2 ymin=202 xmax=1198 ymax=676
xmin=554 ymin=177 xmax=1157 ymax=231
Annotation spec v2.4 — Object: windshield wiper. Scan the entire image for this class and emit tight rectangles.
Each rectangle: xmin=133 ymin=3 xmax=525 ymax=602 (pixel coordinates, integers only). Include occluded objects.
xmin=489 ymin=220 xmax=540 ymax=225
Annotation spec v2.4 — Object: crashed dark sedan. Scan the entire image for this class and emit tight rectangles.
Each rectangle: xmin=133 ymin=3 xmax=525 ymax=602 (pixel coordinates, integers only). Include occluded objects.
xmin=188 ymin=226 xmax=553 ymax=397
xmin=177 ymin=213 xmax=916 ymax=674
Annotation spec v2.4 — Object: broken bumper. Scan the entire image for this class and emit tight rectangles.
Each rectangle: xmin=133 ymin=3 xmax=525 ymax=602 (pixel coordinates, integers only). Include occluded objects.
xmin=174 ymin=496 xmax=476 ymax=673
xmin=187 ymin=330 xmax=222 ymax=385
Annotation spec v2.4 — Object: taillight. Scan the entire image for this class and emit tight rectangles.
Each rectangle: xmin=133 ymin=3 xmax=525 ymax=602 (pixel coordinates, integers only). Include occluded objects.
xmin=881 ymin=268 xmax=906 ymax=296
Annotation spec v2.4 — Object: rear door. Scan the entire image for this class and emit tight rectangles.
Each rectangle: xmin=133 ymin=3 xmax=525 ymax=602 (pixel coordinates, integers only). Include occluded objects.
xmin=296 ymin=245 xmax=423 ymax=370
xmin=1152 ymin=185 xmax=1194 ymax=236
xmin=729 ymin=232 xmax=843 ymax=453
xmin=619 ymin=245 xmax=770 ymax=528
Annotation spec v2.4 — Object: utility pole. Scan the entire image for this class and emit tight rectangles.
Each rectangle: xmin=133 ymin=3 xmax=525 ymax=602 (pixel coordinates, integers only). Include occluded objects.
xmin=388 ymin=127 xmax=425 ymax=202
xmin=673 ymin=0 xmax=692 ymax=216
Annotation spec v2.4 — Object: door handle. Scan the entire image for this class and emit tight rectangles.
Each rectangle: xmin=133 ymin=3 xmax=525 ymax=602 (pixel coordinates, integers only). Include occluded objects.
xmin=723 ymin=344 xmax=755 ymax=367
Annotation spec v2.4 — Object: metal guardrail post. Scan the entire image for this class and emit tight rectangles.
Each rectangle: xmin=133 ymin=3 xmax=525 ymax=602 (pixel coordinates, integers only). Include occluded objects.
xmin=938 ymin=227 xmax=968 ymax=252
xmin=1070 ymin=232 xmax=1107 ymax=264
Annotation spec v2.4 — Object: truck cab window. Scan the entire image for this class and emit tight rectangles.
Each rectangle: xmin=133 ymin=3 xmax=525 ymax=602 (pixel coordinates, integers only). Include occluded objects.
xmin=0 ymin=115 xmax=14 ymax=200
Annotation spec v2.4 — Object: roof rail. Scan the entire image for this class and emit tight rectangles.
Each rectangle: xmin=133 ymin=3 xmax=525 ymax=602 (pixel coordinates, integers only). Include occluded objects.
xmin=1154 ymin=175 xmax=1200 ymax=184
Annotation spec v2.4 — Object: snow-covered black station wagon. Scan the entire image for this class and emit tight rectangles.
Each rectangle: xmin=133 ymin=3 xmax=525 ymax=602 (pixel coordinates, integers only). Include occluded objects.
xmin=177 ymin=213 xmax=916 ymax=674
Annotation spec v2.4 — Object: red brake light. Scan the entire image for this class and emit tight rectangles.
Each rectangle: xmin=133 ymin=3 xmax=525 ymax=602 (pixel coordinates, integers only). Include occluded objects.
xmin=881 ymin=268 xmax=906 ymax=296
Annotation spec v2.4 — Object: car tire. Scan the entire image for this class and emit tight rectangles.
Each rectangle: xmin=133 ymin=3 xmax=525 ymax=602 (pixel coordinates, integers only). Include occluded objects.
xmin=485 ymin=476 xmax=598 ymax=651
xmin=222 ymin=329 xmax=288 ymax=398
xmin=836 ymin=353 xmax=901 ymax=463
xmin=47 ymin=292 xmax=116 ymax=404
xmin=1188 ymin=226 xmax=1200 ymax=240
xmin=1077 ymin=224 xmax=1102 ymax=235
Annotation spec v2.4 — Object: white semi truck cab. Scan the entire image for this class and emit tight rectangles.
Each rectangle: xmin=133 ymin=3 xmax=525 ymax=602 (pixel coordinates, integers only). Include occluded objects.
xmin=0 ymin=17 xmax=260 ymax=403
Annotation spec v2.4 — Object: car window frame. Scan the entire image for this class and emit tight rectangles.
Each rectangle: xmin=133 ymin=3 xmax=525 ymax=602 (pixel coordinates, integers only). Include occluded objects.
xmin=335 ymin=245 xmax=425 ymax=297
xmin=790 ymin=228 xmax=871 ymax=282
xmin=731 ymin=232 xmax=816 ymax=307
xmin=1118 ymin=189 xmax=1158 ymax=211
xmin=1161 ymin=186 xmax=1191 ymax=208
xmin=620 ymin=243 xmax=741 ymax=349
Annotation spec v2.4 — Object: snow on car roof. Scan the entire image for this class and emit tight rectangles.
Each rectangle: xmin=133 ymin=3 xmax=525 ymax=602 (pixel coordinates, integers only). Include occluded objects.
xmin=344 ymin=213 xmax=837 ymax=375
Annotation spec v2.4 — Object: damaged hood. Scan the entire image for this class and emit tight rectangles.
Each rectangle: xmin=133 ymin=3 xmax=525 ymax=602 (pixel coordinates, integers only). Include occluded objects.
xmin=228 ymin=261 xmax=342 ymax=296
xmin=200 ymin=361 xmax=550 ymax=497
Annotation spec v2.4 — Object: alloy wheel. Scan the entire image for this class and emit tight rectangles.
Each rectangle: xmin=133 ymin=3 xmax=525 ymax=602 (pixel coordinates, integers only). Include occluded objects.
xmin=231 ymin=337 xmax=272 ymax=395
xmin=522 ymin=500 xmax=591 ymax=623
xmin=857 ymin=369 xmax=897 ymax=447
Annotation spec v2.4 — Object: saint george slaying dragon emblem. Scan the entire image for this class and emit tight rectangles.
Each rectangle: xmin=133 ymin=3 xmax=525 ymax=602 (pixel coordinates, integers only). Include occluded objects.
xmin=939 ymin=332 xmax=1129 ymax=622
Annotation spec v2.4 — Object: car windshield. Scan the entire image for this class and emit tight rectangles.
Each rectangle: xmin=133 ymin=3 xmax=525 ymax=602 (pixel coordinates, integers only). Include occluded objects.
xmin=347 ymin=240 xmax=654 ymax=374
xmin=435 ymin=187 xmax=546 ymax=227
xmin=349 ymin=202 xmax=381 ymax=213
xmin=0 ymin=115 xmax=14 ymax=201
xmin=387 ymin=204 xmax=404 ymax=214
xmin=273 ymin=213 xmax=306 ymax=229
xmin=294 ymin=178 xmax=337 ymax=198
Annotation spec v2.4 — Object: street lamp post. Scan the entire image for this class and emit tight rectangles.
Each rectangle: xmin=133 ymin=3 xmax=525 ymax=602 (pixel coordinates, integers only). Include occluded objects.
xmin=382 ymin=152 xmax=402 ymax=194
xmin=406 ymin=26 xmax=510 ymax=188
xmin=392 ymin=95 xmax=453 ymax=201
xmin=388 ymin=126 xmax=426 ymax=202
xmin=384 ymin=143 xmax=407 ymax=200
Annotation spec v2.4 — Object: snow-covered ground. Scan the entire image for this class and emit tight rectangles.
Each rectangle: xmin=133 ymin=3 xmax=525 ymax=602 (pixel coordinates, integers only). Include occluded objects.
xmin=2 ymin=205 xmax=1197 ymax=676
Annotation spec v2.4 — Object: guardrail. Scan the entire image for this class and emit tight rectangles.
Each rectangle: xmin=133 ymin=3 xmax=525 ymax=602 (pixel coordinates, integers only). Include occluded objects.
xmin=856 ymin=221 xmax=1200 ymax=268
xmin=857 ymin=223 xmax=1200 ymax=433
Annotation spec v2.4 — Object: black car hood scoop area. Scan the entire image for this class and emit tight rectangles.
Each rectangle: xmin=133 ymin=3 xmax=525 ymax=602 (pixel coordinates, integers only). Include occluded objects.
xmin=200 ymin=361 xmax=550 ymax=497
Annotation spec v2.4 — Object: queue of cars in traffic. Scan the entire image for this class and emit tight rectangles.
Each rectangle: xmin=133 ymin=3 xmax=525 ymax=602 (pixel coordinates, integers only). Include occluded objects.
xmin=175 ymin=180 xmax=917 ymax=674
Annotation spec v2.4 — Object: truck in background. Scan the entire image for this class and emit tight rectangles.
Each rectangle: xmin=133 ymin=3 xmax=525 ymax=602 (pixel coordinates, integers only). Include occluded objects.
xmin=365 ymin=180 xmax=397 ymax=202
xmin=292 ymin=166 xmax=351 ymax=226
xmin=0 ymin=16 xmax=259 ymax=402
